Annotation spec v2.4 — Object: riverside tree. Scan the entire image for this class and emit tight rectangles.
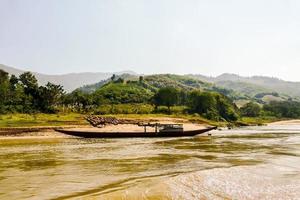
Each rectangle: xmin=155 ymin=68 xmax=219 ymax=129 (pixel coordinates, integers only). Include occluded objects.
xmin=240 ymin=102 xmax=261 ymax=117
xmin=0 ymin=70 xmax=9 ymax=113
xmin=188 ymin=90 xmax=238 ymax=121
xmin=153 ymin=87 xmax=179 ymax=113
xmin=0 ymin=70 xmax=64 ymax=113
xmin=37 ymin=82 xmax=64 ymax=113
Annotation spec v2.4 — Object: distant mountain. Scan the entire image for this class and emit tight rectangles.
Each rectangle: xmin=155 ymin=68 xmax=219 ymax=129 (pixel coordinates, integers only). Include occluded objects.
xmin=0 ymin=64 xmax=136 ymax=92
xmin=188 ymin=73 xmax=300 ymax=99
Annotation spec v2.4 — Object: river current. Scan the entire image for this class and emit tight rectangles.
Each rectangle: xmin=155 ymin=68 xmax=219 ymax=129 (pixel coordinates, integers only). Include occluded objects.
xmin=0 ymin=124 xmax=299 ymax=199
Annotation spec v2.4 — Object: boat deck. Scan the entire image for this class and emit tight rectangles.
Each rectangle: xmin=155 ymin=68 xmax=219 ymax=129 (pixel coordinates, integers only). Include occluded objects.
xmin=55 ymin=124 xmax=216 ymax=138
xmin=62 ymin=123 xmax=207 ymax=133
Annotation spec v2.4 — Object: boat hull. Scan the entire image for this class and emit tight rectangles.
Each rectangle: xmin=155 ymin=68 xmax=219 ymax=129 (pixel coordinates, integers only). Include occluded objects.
xmin=55 ymin=127 xmax=217 ymax=138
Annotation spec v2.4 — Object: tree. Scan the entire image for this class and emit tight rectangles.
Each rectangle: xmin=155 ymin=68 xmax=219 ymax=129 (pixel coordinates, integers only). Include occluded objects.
xmin=19 ymin=72 xmax=39 ymax=111
xmin=153 ymin=87 xmax=179 ymax=113
xmin=19 ymin=72 xmax=39 ymax=97
xmin=0 ymin=70 xmax=9 ymax=113
xmin=263 ymin=100 xmax=300 ymax=118
xmin=188 ymin=91 xmax=219 ymax=119
xmin=178 ymin=90 xmax=188 ymax=105
xmin=19 ymin=72 xmax=38 ymax=92
xmin=0 ymin=70 xmax=9 ymax=83
xmin=111 ymin=74 xmax=116 ymax=81
xmin=6 ymin=74 xmax=24 ymax=112
xmin=93 ymin=82 xmax=152 ymax=104
xmin=139 ymin=76 xmax=144 ymax=83
xmin=188 ymin=91 xmax=216 ymax=113
xmin=188 ymin=91 xmax=238 ymax=121
xmin=9 ymin=75 xmax=19 ymax=90
xmin=64 ymin=90 xmax=93 ymax=112
xmin=0 ymin=70 xmax=68 ymax=113
xmin=215 ymin=94 xmax=238 ymax=121
xmin=240 ymin=102 xmax=261 ymax=117
xmin=37 ymin=82 xmax=64 ymax=113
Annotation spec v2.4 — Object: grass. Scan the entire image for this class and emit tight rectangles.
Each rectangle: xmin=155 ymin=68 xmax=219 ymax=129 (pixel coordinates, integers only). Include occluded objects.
xmin=0 ymin=112 xmax=286 ymax=128
xmin=94 ymin=104 xmax=188 ymax=115
xmin=0 ymin=112 xmax=224 ymax=128
xmin=0 ymin=113 xmax=88 ymax=128
xmin=238 ymin=116 xmax=282 ymax=126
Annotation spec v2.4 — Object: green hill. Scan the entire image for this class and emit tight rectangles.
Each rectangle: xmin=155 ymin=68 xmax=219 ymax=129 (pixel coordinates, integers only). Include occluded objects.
xmin=81 ymin=74 xmax=229 ymax=92
xmin=144 ymin=74 xmax=210 ymax=90
xmin=93 ymin=82 xmax=154 ymax=104
xmin=78 ymin=73 xmax=296 ymax=106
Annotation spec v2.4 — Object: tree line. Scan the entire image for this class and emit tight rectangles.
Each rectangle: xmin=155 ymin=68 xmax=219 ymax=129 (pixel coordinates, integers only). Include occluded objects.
xmin=1 ymin=69 xmax=300 ymax=121
xmin=0 ymin=70 xmax=64 ymax=113
xmin=241 ymin=101 xmax=300 ymax=118
xmin=152 ymin=87 xmax=238 ymax=121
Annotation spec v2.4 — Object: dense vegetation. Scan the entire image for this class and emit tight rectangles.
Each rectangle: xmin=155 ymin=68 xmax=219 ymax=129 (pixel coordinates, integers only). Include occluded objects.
xmin=0 ymin=70 xmax=64 ymax=113
xmin=1 ymin=69 xmax=300 ymax=124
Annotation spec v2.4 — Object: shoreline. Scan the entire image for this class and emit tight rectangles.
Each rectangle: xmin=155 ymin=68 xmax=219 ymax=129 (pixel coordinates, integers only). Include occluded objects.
xmin=1 ymin=117 xmax=299 ymax=139
xmin=268 ymin=119 xmax=300 ymax=125
xmin=0 ymin=117 xmax=208 ymax=139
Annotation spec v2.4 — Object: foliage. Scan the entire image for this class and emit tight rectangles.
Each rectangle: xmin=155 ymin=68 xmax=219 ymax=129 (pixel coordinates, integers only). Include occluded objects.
xmin=139 ymin=76 xmax=144 ymax=82
xmin=263 ymin=101 xmax=300 ymax=118
xmin=0 ymin=70 xmax=64 ymax=114
xmin=0 ymin=70 xmax=9 ymax=113
xmin=144 ymin=74 xmax=209 ymax=90
xmin=154 ymin=106 xmax=187 ymax=114
xmin=188 ymin=91 xmax=239 ymax=121
xmin=153 ymin=87 xmax=179 ymax=113
xmin=2 ymin=68 xmax=300 ymax=123
xmin=93 ymin=82 xmax=153 ymax=104
xmin=80 ymin=73 xmax=247 ymax=103
xmin=255 ymin=92 xmax=279 ymax=99
xmin=215 ymin=94 xmax=239 ymax=121
xmin=37 ymin=83 xmax=64 ymax=113
xmin=240 ymin=102 xmax=261 ymax=117
xmin=63 ymin=90 xmax=94 ymax=112
xmin=94 ymin=104 xmax=154 ymax=115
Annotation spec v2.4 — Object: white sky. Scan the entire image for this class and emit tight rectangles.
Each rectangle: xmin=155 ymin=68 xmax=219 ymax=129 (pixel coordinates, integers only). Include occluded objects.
xmin=1 ymin=0 xmax=300 ymax=80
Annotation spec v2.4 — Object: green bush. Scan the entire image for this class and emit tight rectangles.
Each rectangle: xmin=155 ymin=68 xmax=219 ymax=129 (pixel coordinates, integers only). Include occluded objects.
xmin=93 ymin=82 xmax=153 ymax=104
xmin=188 ymin=90 xmax=239 ymax=121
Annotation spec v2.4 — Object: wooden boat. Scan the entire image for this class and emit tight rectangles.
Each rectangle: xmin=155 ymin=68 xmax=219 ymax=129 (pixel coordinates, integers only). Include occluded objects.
xmin=55 ymin=124 xmax=217 ymax=138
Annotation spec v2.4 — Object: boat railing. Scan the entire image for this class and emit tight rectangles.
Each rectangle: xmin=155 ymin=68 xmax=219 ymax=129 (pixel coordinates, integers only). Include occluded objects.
xmin=137 ymin=123 xmax=183 ymax=133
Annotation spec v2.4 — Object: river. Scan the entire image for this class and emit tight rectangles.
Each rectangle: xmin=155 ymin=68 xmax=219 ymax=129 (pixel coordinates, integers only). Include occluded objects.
xmin=0 ymin=124 xmax=299 ymax=200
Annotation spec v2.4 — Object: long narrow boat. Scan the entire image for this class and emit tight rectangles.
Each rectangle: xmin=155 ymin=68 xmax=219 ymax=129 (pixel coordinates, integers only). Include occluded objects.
xmin=55 ymin=125 xmax=217 ymax=138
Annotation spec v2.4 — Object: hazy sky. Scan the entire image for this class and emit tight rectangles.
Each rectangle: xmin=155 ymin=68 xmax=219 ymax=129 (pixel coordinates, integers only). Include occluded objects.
xmin=1 ymin=0 xmax=300 ymax=80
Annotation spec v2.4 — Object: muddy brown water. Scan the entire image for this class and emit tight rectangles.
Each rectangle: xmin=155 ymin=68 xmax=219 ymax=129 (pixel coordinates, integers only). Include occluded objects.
xmin=0 ymin=124 xmax=299 ymax=199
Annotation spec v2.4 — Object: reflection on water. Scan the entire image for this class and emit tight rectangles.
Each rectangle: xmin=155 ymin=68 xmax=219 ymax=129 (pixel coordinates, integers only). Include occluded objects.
xmin=0 ymin=125 xmax=300 ymax=199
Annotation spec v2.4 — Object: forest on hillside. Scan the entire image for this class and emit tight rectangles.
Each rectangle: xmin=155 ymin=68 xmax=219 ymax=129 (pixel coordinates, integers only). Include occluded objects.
xmin=1 ymin=69 xmax=300 ymax=122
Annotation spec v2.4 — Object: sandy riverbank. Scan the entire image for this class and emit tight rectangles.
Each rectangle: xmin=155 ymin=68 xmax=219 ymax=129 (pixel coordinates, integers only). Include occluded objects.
xmin=268 ymin=119 xmax=300 ymax=125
